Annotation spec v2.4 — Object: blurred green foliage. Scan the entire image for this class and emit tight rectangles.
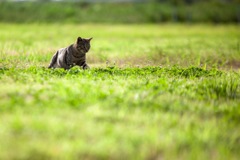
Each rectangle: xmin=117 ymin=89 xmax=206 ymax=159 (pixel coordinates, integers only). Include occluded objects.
xmin=0 ymin=1 xmax=239 ymax=23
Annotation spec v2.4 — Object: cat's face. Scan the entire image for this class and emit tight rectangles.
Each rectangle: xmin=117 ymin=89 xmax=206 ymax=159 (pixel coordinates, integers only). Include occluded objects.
xmin=76 ymin=37 xmax=92 ymax=54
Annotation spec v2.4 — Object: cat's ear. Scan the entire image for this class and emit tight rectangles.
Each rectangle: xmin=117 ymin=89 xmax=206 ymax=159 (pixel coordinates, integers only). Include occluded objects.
xmin=77 ymin=37 xmax=82 ymax=43
xmin=87 ymin=37 xmax=93 ymax=42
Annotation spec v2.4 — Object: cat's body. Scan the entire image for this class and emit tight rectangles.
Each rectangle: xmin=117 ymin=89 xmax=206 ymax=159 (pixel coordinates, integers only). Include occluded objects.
xmin=48 ymin=37 xmax=92 ymax=70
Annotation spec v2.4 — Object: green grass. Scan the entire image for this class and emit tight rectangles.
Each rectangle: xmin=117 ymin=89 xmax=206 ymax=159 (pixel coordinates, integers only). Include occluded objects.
xmin=0 ymin=23 xmax=239 ymax=68
xmin=0 ymin=23 xmax=240 ymax=159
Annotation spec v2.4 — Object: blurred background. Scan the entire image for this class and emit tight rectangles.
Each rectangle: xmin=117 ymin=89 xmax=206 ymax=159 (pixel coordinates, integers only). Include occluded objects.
xmin=0 ymin=0 xmax=239 ymax=24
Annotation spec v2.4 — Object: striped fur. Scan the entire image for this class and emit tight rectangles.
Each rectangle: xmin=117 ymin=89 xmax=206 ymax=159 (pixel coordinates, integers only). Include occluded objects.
xmin=48 ymin=37 xmax=92 ymax=70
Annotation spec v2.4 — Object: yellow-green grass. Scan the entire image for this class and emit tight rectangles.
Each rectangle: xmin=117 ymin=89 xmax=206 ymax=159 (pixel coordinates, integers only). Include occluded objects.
xmin=0 ymin=23 xmax=239 ymax=160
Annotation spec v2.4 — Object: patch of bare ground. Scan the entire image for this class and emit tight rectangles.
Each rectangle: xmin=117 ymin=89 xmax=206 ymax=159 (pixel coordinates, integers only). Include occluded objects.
xmin=88 ymin=53 xmax=169 ymax=68
xmin=43 ymin=52 xmax=240 ymax=70
xmin=225 ymin=60 xmax=240 ymax=70
xmin=89 ymin=57 xmax=162 ymax=68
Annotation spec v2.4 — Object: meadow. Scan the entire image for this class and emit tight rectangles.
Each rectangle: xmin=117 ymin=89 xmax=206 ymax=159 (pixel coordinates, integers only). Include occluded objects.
xmin=0 ymin=23 xmax=240 ymax=159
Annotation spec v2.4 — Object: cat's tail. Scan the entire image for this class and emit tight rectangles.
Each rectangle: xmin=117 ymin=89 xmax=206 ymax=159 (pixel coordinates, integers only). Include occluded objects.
xmin=48 ymin=51 xmax=58 ymax=68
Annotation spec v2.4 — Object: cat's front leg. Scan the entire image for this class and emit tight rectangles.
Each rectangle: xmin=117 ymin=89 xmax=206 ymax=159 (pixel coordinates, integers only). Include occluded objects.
xmin=82 ymin=63 xmax=90 ymax=70
xmin=76 ymin=61 xmax=90 ymax=69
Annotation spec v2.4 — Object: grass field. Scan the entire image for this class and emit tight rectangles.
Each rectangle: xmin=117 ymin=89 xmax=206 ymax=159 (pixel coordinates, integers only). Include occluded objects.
xmin=0 ymin=23 xmax=240 ymax=160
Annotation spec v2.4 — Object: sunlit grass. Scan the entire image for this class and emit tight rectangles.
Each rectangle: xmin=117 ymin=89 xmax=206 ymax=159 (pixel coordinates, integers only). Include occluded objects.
xmin=0 ymin=23 xmax=239 ymax=68
xmin=0 ymin=24 xmax=240 ymax=159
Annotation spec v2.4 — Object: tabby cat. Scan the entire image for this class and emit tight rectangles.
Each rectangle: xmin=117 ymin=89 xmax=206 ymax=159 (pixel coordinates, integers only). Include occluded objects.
xmin=48 ymin=37 xmax=92 ymax=70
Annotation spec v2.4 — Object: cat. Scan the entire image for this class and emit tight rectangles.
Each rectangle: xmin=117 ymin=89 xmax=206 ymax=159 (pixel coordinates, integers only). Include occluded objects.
xmin=48 ymin=37 xmax=92 ymax=70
